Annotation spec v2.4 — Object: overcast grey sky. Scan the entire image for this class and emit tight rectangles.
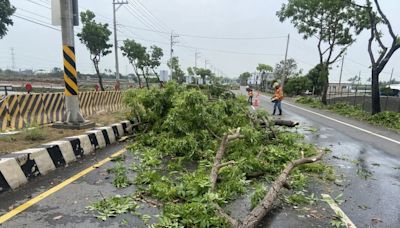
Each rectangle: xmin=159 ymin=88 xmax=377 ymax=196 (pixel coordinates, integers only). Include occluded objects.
xmin=1 ymin=0 xmax=399 ymax=83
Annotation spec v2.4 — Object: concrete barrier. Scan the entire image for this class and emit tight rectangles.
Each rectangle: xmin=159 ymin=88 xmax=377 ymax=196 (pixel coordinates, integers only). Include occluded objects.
xmin=0 ymin=91 xmax=123 ymax=131
xmin=0 ymin=120 xmax=131 ymax=193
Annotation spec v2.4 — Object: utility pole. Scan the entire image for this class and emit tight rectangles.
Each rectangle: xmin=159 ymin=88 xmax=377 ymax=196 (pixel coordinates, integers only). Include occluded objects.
xmin=195 ymin=51 xmax=200 ymax=68
xmin=56 ymin=0 xmax=86 ymax=127
xmin=10 ymin=48 xmax=15 ymax=70
xmin=338 ymin=54 xmax=345 ymax=96
xmin=389 ymin=68 xmax=394 ymax=85
xmin=169 ymin=31 xmax=179 ymax=80
xmin=281 ymin=33 xmax=290 ymax=89
xmin=113 ymin=0 xmax=128 ymax=80
xmin=205 ymin=59 xmax=209 ymax=69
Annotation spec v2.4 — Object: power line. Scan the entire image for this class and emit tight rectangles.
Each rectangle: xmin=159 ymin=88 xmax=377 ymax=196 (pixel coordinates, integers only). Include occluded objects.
xmin=129 ymin=0 xmax=170 ymax=32
xmin=13 ymin=14 xmax=60 ymax=31
xmin=17 ymin=7 xmax=51 ymax=20
xmin=26 ymin=0 xmax=51 ymax=9
xmin=124 ymin=5 xmax=164 ymax=35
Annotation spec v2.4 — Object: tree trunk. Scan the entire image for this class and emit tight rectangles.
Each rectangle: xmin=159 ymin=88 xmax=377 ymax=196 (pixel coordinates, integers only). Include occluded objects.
xmin=202 ymin=76 xmax=206 ymax=85
xmin=93 ymin=61 xmax=105 ymax=91
xmin=371 ymin=69 xmax=381 ymax=114
xmin=152 ymin=70 xmax=162 ymax=88
xmin=141 ymin=70 xmax=150 ymax=89
xmin=320 ymin=64 xmax=329 ymax=105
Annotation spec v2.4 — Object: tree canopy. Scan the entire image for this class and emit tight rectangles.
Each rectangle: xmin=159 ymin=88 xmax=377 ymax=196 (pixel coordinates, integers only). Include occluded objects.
xmin=78 ymin=10 xmax=112 ymax=91
xmin=239 ymin=72 xmax=252 ymax=85
xmin=355 ymin=0 xmax=400 ymax=114
xmin=195 ymin=68 xmax=212 ymax=85
xmin=0 ymin=0 xmax=15 ymax=39
xmin=256 ymin=64 xmax=273 ymax=73
xmin=121 ymin=39 xmax=147 ymax=88
xmin=168 ymin=57 xmax=185 ymax=84
xmin=277 ymin=0 xmax=363 ymax=103
xmin=274 ymin=58 xmax=302 ymax=80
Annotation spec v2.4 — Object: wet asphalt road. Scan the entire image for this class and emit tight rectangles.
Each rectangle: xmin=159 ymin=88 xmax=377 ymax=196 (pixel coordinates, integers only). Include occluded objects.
xmin=0 ymin=89 xmax=399 ymax=228
xmin=250 ymin=89 xmax=400 ymax=228
xmin=0 ymin=141 xmax=159 ymax=228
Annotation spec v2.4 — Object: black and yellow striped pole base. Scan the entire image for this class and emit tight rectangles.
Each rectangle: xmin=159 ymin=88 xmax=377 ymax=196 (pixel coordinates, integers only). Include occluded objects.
xmin=63 ymin=45 xmax=78 ymax=96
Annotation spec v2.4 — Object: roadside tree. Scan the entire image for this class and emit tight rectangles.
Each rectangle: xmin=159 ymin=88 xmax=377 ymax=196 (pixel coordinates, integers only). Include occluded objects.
xmin=277 ymin=0 xmax=363 ymax=104
xmin=148 ymin=45 xmax=164 ymax=87
xmin=274 ymin=58 xmax=302 ymax=81
xmin=195 ymin=68 xmax=212 ymax=85
xmin=239 ymin=72 xmax=251 ymax=85
xmin=121 ymin=39 xmax=146 ymax=88
xmin=167 ymin=57 xmax=185 ymax=84
xmin=0 ymin=0 xmax=15 ymax=39
xmin=78 ymin=10 xmax=112 ymax=91
xmin=352 ymin=0 xmax=400 ymax=114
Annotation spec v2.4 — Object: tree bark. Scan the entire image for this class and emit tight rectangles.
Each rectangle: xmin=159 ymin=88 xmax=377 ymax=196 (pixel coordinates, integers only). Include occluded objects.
xmin=213 ymin=149 xmax=324 ymax=228
xmin=371 ymin=70 xmax=381 ymax=114
xmin=93 ymin=60 xmax=105 ymax=91
xmin=320 ymin=64 xmax=329 ymax=105
xmin=237 ymin=151 xmax=324 ymax=228
xmin=210 ymin=128 xmax=243 ymax=192
xmin=152 ymin=69 xmax=162 ymax=88
xmin=274 ymin=119 xmax=299 ymax=127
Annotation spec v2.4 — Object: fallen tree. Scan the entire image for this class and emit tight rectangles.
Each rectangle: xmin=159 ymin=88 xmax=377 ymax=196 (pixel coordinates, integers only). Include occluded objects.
xmin=91 ymin=82 xmax=329 ymax=227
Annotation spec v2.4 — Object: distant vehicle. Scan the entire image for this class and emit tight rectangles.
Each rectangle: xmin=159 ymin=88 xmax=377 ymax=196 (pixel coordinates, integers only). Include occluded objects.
xmin=304 ymin=90 xmax=313 ymax=95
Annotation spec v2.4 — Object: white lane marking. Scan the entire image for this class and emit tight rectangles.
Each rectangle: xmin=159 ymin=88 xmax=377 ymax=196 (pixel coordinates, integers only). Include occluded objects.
xmin=251 ymin=105 xmax=256 ymax=110
xmin=321 ymin=194 xmax=357 ymax=228
xmin=260 ymin=94 xmax=400 ymax=145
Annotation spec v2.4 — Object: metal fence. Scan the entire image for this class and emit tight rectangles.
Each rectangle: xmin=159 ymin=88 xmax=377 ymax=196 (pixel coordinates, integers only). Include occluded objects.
xmin=326 ymin=85 xmax=400 ymax=113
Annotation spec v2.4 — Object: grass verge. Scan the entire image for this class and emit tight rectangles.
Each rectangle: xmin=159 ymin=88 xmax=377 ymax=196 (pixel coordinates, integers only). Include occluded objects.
xmin=296 ymin=97 xmax=400 ymax=131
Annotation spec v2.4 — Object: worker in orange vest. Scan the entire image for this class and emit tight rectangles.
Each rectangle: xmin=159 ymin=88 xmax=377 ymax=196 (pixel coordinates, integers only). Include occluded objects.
xmin=272 ymin=82 xmax=284 ymax=115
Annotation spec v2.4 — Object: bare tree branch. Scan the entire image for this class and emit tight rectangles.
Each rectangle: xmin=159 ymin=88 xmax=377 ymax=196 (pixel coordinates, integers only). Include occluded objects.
xmin=238 ymin=150 xmax=325 ymax=228
xmin=210 ymin=128 xmax=242 ymax=192
xmin=214 ymin=204 xmax=239 ymax=227
xmin=374 ymin=0 xmax=396 ymax=40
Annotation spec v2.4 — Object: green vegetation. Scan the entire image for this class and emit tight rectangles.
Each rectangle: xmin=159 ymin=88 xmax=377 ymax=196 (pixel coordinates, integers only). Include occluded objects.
xmin=250 ymin=184 xmax=267 ymax=209
xmin=78 ymin=10 xmax=113 ymax=91
xmin=0 ymin=0 xmax=16 ymax=39
xmin=22 ymin=127 xmax=46 ymax=141
xmin=87 ymin=195 xmax=138 ymax=221
xmin=296 ymin=97 xmax=400 ymax=131
xmin=284 ymin=76 xmax=312 ymax=96
xmin=88 ymin=82 xmax=329 ymax=226
xmin=107 ymin=162 xmax=132 ymax=188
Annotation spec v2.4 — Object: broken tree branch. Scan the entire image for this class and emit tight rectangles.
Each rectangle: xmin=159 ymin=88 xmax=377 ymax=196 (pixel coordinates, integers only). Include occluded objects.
xmin=210 ymin=128 xmax=242 ymax=192
xmin=274 ymin=119 xmax=300 ymax=128
xmin=217 ymin=161 xmax=236 ymax=170
xmin=214 ymin=204 xmax=239 ymax=227
xmin=238 ymin=150 xmax=325 ymax=228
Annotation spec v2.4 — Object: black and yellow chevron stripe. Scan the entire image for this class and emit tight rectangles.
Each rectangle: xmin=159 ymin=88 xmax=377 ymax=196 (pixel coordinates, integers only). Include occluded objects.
xmin=42 ymin=93 xmax=64 ymax=123
xmin=0 ymin=91 xmax=125 ymax=131
xmin=18 ymin=94 xmax=49 ymax=126
xmin=0 ymin=97 xmax=9 ymax=130
xmin=7 ymin=95 xmax=24 ymax=129
xmin=63 ymin=45 xmax=78 ymax=96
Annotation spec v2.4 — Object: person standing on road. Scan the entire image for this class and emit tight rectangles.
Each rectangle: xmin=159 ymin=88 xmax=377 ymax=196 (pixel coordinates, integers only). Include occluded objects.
xmin=247 ymin=87 xmax=254 ymax=105
xmin=272 ymin=82 xmax=283 ymax=115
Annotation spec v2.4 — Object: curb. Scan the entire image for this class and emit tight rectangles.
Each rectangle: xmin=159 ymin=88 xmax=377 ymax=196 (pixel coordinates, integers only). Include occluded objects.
xmin=0 ymin=120 xmax=135 ymax=193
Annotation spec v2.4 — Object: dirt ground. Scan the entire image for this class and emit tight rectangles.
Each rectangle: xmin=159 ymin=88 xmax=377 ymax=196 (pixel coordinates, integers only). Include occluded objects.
xmin=0 ymin=111 xmax=128 ymax=154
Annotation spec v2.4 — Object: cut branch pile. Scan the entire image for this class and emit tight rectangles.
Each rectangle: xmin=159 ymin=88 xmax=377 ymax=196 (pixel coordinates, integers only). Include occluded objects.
xmin=210 ymin=128 xmax=324 ymax=228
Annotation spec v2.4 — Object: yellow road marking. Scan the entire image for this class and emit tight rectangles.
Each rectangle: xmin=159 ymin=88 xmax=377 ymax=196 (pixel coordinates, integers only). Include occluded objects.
xmin=321 ymin=194 xmax=357 ymax=228
xmin=0 ymin=149 xmax=126 ymax=224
